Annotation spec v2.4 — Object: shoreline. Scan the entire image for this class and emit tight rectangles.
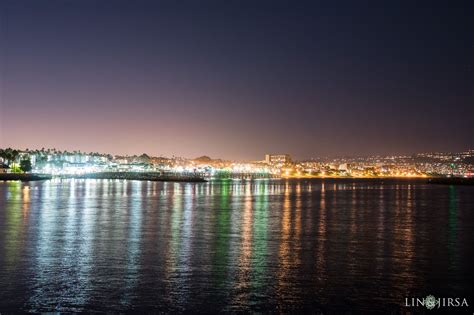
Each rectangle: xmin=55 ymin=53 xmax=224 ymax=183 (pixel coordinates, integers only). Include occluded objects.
xmin=0 ymin=173 xmax=53 ymax=181
xmin=281 ymin=176 xmax=474 ymax=185
xmin=427 ymin=177 xmax=474 ymax=186
xmin=2 ymin=173 xmax=473 ymax=185
xmin=0 ymin=172 xmax=206 ymax=182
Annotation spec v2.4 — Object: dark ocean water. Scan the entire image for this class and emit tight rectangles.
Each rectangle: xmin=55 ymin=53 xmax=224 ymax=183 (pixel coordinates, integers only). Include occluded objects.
xmin=0 ymin=178 xmax=473 ymax=313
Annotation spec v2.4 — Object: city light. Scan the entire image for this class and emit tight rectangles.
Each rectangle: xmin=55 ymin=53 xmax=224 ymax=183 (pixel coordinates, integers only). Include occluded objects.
xmin=1 ymin=149 xmax=473 ymax=179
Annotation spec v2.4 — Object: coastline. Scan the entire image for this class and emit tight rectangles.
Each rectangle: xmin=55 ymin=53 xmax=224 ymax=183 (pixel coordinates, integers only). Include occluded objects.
xmin=281 ymin=175 xmax=474 ymax=185
xmin=427 ymin=177 xmax=474 ymax=186
xmin=0 ymin=173 xmax=53 ymax=181
xmin=2 ymin=173 xmax=473 ymax=185
xmin=0 ymin=172 xmax=206 ymax=182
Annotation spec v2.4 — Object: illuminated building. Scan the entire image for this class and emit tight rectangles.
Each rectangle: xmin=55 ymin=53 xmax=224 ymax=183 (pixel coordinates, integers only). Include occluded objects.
xmin=265 ymin=154 xmax=291 ymax=165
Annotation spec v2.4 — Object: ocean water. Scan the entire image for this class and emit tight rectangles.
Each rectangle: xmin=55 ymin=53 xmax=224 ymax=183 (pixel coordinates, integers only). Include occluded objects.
xmin=0 ymin=178 xmax=473 ymax=312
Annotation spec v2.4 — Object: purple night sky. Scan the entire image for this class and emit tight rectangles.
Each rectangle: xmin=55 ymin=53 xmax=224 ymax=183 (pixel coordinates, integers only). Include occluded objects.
xmin=1 ymin=1 xmax=473 ymax=160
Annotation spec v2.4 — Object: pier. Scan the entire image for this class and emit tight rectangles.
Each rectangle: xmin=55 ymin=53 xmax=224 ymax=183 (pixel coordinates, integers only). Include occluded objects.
xmin=58 ymin=171 xmax=207 ymax=182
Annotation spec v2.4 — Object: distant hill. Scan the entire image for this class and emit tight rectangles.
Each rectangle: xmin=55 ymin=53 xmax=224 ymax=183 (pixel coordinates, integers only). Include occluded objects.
xmin=192 ymin=156 xmax=231 ymax=166
xmin=135 ymin=154 xmax=151 ymax=163
xmin=193 ymin=156 xmax=212 ymax=163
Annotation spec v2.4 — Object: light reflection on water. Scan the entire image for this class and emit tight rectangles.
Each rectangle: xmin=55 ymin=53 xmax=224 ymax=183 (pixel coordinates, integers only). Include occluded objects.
xmin=0 ymin=179 xmax=473 ymax=312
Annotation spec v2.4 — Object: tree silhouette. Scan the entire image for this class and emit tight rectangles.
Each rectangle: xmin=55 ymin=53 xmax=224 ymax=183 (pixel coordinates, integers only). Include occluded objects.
xmin=20 ymin=158 xmax=32 ymax=173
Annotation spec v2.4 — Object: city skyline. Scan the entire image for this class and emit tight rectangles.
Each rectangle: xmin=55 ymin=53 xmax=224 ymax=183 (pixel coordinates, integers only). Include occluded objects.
xmin=1 ymin=145 xmax=473 ymax=161
xmin=2 ymin=146 xmax=473 ymax=179
xmin=1 ymin=1 xmax=473 ymax=160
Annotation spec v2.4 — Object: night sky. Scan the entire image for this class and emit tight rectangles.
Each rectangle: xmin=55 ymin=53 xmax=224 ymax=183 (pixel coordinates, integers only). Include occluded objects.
xmin=1 ymin=1 xmax=472 ymax=160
